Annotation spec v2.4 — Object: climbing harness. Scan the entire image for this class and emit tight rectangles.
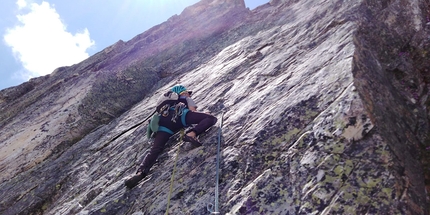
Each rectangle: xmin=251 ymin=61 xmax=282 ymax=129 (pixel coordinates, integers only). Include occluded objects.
xmin=165 ymin=129 xmax=184 ymax=215
xmin=207 ymin=112 xmax=223 ymax=214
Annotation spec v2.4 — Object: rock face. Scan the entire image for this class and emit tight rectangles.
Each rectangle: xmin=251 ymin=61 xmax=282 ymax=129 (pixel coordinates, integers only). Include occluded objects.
xmin=0 ymin=0 xmax=429 ymax=214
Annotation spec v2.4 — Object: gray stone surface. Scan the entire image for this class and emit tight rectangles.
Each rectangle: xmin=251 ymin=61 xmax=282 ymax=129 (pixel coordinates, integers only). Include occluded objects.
xmin=0 ymin=0 xmax=429 ymax=214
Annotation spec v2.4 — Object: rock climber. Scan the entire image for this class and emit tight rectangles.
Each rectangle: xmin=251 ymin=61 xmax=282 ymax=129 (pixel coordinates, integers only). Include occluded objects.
xmin=125 ymin=85 xmax=217 ymax=188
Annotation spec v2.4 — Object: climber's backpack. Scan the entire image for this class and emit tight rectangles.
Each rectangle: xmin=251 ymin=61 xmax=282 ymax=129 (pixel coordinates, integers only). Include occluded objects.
xmin=147 ymin=90 xmax=181 ymax=138
xmin=155 ymin=90 xmax=180 ymax=114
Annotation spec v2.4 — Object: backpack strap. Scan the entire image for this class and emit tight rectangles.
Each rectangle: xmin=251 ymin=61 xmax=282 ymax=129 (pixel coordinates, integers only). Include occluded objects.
xmin=158 ymin=126 xmax=174 ymax=135
xmin=181 ymin=109 xmax=189 ymax=127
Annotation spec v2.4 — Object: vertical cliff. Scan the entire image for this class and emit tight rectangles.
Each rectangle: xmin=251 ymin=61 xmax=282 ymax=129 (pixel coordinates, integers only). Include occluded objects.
xmin=0 ymin=0 xmax=429 ymax=214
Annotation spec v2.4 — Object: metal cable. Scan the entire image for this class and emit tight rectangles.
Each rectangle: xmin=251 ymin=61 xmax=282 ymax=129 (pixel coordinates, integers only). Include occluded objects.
xmin=207 ymin=112 xmax=223 ymax=214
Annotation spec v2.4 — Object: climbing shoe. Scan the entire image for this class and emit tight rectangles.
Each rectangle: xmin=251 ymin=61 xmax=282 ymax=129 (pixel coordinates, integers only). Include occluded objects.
xmin=124 ymin=170 xmax=148 ymax=189
xmin=182 ymin=135 xmax=202 ymax=148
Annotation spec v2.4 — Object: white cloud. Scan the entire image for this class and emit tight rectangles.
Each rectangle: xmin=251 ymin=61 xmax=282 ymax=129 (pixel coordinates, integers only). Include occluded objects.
xmin=3 ymin=1 xmax=95 ymax=79
xmin=16 ymin=0 xmax=27 ymax=9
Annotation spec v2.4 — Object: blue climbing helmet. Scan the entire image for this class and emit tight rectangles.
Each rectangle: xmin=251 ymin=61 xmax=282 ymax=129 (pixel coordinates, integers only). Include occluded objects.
xmin=171 ymin=85 xmax=187 ymax=95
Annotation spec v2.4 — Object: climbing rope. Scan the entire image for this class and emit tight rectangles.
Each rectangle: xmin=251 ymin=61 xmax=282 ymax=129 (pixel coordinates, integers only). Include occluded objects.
xmin=108 ymin=110 xmax=156 ymax=144
xmin=165 ymin=129 xmax=184 ymax=215
xmin=207 ymin=112 xmax=223 ymax=214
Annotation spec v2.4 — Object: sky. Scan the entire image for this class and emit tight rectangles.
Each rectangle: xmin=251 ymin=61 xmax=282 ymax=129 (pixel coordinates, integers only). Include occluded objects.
xmin=0 ymin=0 xmax=269 ymax=91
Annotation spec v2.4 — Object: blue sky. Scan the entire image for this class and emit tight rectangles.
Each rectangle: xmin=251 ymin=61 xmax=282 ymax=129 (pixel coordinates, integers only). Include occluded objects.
xmin=0 ymin=0 xmax=269 ymax=91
